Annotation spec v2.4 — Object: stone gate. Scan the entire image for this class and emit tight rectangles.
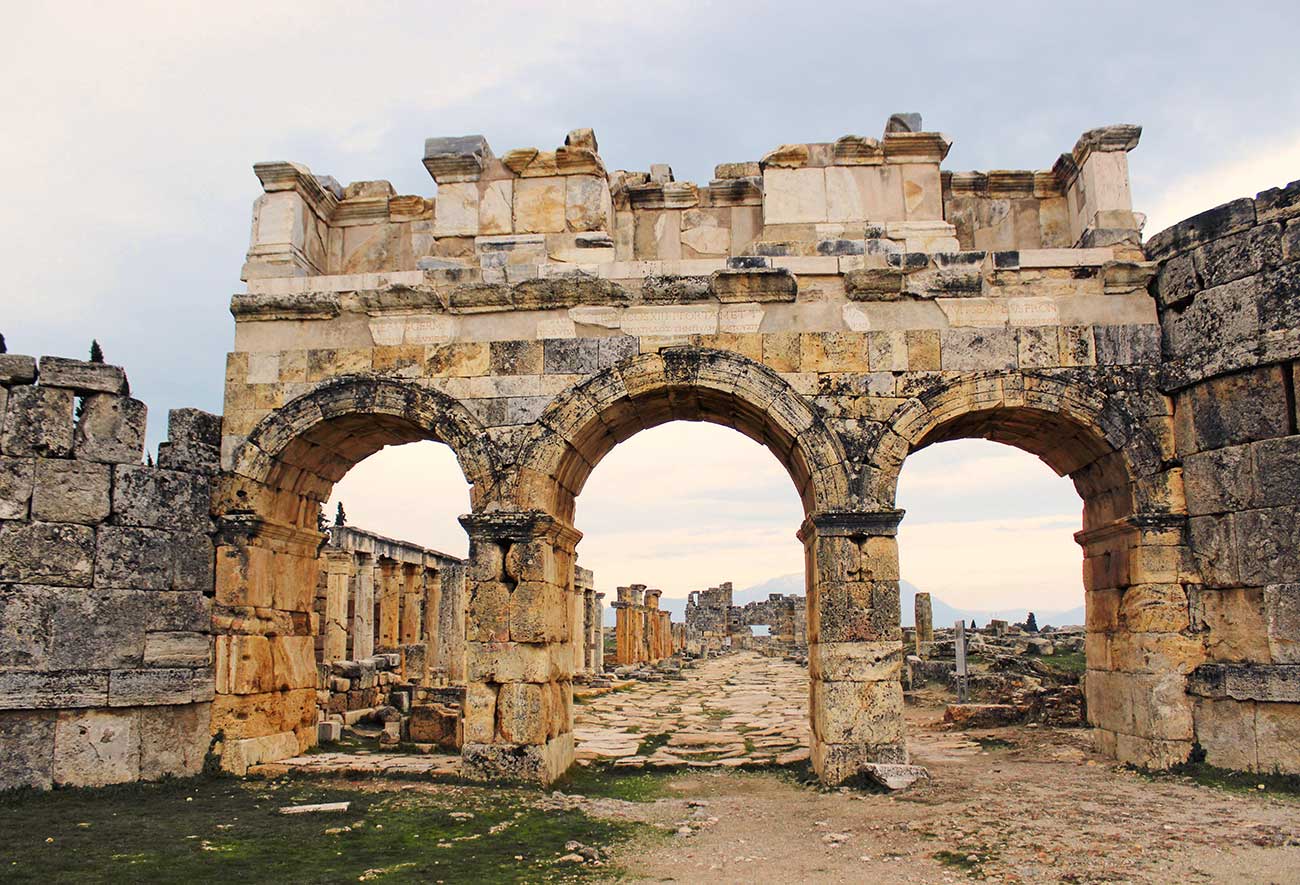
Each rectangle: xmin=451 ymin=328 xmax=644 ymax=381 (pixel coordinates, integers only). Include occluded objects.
xmin=3 ymin=114 xmax=1298 ymax=789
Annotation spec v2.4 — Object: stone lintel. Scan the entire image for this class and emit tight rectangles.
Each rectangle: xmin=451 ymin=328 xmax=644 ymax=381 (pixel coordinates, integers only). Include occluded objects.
xmin=799 ymin=509 xmax=906 ymax=541
xmin=881 ymin=132 xmax=953 ymax=164
xmin=1073 ymin=512 xmax=1185 ymax=548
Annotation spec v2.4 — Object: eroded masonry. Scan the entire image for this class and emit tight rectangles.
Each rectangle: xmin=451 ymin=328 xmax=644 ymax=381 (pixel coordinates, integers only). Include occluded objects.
xmin=2 ymin=113 xmax=1299 ymax=790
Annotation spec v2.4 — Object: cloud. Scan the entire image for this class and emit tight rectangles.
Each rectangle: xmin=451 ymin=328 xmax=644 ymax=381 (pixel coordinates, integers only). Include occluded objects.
xmin=1141 ymin=129 xmax=1300 ymax=236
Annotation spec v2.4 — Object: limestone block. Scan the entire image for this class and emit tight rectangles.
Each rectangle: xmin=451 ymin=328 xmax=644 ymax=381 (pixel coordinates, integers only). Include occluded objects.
xmin=940 ymin=328 xmax=1016 ymax=371
xmin=810 ymin=678 xmax=904 ymax=745
xmin=0 ymin=670 xmax=109 ymax=710
xmin=433 ymin=181 xmax=479 ymax=237
xmin=144 ymin=631 xmax=213 ymax=668
xmin=409 ymin=703 xmax=460 ymax=747
xmin=1187 ymin=514 xmax=1238 ymax=588
xmin=0 ymin=711 xmax=55 ymax=790
xmin=1182 ymin=445 xmax=1253 ymax=515
xmin=462 ymin=680 xmax=497 ymax=743
xmin=271 ymin=634 xmax=317 ymax=691
xmin=2 ymin=385 xmax=75 ymax=457
xmin=0 ymin=584 xmax=51 ymax=669
xmin=1235 ymin=506 xmax=1300 ymax=585
xmin=633 ymin=210 xmax=681 ymax=260
xmin=48 ymin=587 xmax=151 ymax=670
xmin=95 ymin=526 xmax=213 ymax=591
xmin=1160 ymin=275 xmax=1260 ymax=360
xmin=710 ymin=268 xmax=798 ymax=302
xmin=0 ymin=455 xmax=34 ymax=519
xmin=1250 ymin=436 xmax=1300 ymax=508
xmin=541 ymin=338 xmax=599 ymax=376
xmin=478 ymin=179 xmax=513 ymax=235
xmin=1196 ymin=222 xmax=1282 ymax=288
xmin=467 ymin=640 xmax=558 ymax=682
xmin=509 ymin=581 xmax=565 ymax=643
xmin=514 ymin=178 xmax=566 ymax=234
xmin=209 ymin=688 xmax=314 ymax=742
xmin=565 ymin=175 xmax=608 ymax=232
xmin=139 ymin=702 xmax=211 ymax=780
xmin=37 ymin=357 xmax=128 ymax=395
xmin=496 ymin=681 xmax=546 ymax=743
xmin=1118 ymin=584 xmax=1191 ymax=634
xmin=0 ymin=521 xmax=95 ymax=586
xmin=74 ymin=394 xmax=147 ymax=464
xmin=825 ymin=166 xmax=897 ymax=222
xmin=681 ymin=224 xmax=730 ymax=256
xmin=900 ymin=164 xmax=942 ymax=219
xmin=0 ymin=354 xmax=37 ymax=385
xmin=1254 ymin=700 xmax=1300 ymax=771
xmin=111 ymin=464 xmax=211 ymax=531
xmin=466 ymin=580 xmax=510 ymax=642
xmin=53 ymin=709 xmax=141 ymax=787
xmin=31 ymin=458 xmax=111 ymax=524
xmin=763 ymin=168 xmax=827 ymax=224
xmin=809 ymin=640 xmax=902 ymax=681
xmin=1264 ymin=584 xmax=1300 ymax=664
xmin=109 ymin=668 xmax=204 ymax=707
xmin=218 ymin=730 xmax=299 ymax=775
xmin=215 ymin=634 xmax=275 ymax=695
xmin=1192 ymin=697 xmax=1258 ymax=770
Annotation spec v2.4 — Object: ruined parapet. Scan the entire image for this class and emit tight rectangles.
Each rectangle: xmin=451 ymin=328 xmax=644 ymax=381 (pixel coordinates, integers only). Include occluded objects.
xmin=0 ymin=355 xmax=219 ymax=790
xmin=1147 ymin=179 xmax=1300 ymax=773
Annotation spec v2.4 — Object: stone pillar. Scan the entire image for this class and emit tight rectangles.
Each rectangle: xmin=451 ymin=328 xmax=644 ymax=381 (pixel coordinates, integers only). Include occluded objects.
xmin=376 ymin=558 xmax=400 ymax=650
xmin=583 ymin=587 xmax=597 ymax=673
xmin=399 ymin=562 xmax=422 ymax=646
xmin=801 ymin=509 xmax=907 ymax=785
xmin=458 ymin=511 xmax=579 ymax=784
xmin=645 ymin=588 xmax=663 ymax=662
xmin=322 ymin=550 xmax=353 ymax=663
xmin=631 ymin=585 xmax=648 ymax=663
xmin=352 ymin=554 xmax=375 ymax=660
xmin=613 ymin=587 xmax=634 ymax=665
xmin=594 ymin=592 xmax=606 ymax=673
xmin=914 ymin=592 xmax=933 ymax=658
xmin=422 ymin=565 xmax=442 ymax=685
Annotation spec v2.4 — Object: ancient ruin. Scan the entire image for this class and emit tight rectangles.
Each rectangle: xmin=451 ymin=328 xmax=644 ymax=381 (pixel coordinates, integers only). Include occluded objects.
xmin=2 ymin=114 xmax=1299 ymax=792
xmin=611 ymin=585 xmax=684 ymax=666
xmin=683 ymin=582 xmax=807 ymax=655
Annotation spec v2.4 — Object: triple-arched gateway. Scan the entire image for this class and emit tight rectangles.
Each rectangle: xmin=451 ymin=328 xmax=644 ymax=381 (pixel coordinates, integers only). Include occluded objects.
xmin=2 ymin=117 xmax=1297 ymax=789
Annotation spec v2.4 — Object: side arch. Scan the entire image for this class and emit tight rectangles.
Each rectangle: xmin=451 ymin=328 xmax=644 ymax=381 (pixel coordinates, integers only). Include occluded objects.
xmin=514 ymin=347 xmax=853 ymax=523
xmin=867 ymin=370 xmax=1176 ymax=526
xmin=231 ymin=374 xmax=501 ymax=510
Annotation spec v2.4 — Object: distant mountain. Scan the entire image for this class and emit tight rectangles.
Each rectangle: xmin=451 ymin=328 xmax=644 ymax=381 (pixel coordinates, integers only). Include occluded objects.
xmin=605 ymin=573 xmax=1084 ymax=629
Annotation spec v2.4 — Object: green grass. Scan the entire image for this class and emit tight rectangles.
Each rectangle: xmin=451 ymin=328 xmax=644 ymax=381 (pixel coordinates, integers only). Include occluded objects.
xmin=553 ymin=765 xmax=674 ymax=803
xmin=973 ymin=737 xmax=1015 ymax=751
xmin=1038 ymin=649 xmax=1087 ymax=675
xmin=1134 ymin=758 xmax=1300 ymax=798
xmin=0 ymin=775 xmax=638 ymax=884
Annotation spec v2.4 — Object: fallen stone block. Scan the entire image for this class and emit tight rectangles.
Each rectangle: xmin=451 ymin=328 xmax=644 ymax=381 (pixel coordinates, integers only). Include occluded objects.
xmin=277 ymin=801 xmax=350 ymax=815
xmin=317 ymin=720 xmax=342 ymax=743
xmin=860 ymin=762 xmax=930 ymax=791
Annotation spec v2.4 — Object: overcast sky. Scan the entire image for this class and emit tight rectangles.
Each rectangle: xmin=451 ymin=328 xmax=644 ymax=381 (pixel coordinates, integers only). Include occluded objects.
xmin=5 ymin=2 xmax=1298 ymax=610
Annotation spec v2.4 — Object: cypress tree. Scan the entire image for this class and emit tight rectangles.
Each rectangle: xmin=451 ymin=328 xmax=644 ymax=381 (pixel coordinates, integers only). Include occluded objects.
xmin=334 ymin=502 xmax=347 ymax=526
xmin=89 ymin=340 xmax=104 ymax=363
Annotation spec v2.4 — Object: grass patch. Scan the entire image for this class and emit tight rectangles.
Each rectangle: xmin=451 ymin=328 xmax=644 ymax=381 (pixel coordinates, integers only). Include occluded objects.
xmin=973 ymin=737 xmax=1015 ymax=751
xmin=0 ymin=775 xmax=637 ymax=883
xmin=635 ymin=732 xmax=671 ymax=757
xmin=1038 ymin=649 xmax=1086 ymax=675
xmin=1135 ymin=758 xmax=1300 ymax=798
xmin=700 ymin=707 xmax=731 ymax=721
xmin=554 ymin=765 xmax=674 ymax=803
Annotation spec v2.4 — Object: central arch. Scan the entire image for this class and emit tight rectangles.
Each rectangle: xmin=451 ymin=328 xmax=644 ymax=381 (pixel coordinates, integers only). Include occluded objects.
xmin=473 ymin=347 xmax=883 ymax=784
xmin=515 ymin=347 xmax=851 ymax=522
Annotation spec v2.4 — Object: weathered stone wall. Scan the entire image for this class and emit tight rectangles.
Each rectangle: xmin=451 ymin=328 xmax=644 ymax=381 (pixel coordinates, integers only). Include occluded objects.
xmin=1147 ymin=180 xmax=1300 ymax=772
xmin=0 ymin=355 xmax=218 ymax=790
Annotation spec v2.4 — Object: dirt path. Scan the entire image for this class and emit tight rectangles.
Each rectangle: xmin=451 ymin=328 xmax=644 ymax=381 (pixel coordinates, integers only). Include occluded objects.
xmin=587 ymin=653 xmax=1300 ymax=884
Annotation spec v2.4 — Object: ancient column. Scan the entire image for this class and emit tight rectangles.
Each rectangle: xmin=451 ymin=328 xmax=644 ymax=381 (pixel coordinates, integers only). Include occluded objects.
xmin=645 ymin=588 xmax=663 ymax=662
xmin=377 ymin=558 xmax=400 ymax=650
xmin=400 ymin=562 xmax=422 ymax=646
xmin=422 ymin=564 xmax=442 ymax=685
xmin=322 ymin=550 xmax=353 ymax=663
xmin=458 ymin=511 xmax=579 ymax=784
xmin=914 ymin=592 xmax=933 ymax=658
xmin=594 ymin=592 xmax=606 ymax=673
xmin=612 ymin=587 xmax=633 ymax=665
xmin=800 ymin=510 xmax=907 ymax=784
xmin=631 ymin=585 xmax=648 ymax=663
xmin=583 ymin=587 xmax=597 ymax=673
xmin=352 ymin=554 xmax=375 ymax=660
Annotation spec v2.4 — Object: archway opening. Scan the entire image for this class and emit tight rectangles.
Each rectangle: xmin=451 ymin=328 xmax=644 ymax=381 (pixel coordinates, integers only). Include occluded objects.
xmin=897 ymin=437 xmax=1090 ymax=737
xmin=213 ymin=379 xmax=492 ymax=772
xmin=884 ymin=391 xmax=1199 ymax=770
xmin=569 ymin=421 xmax=811 ymax=771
